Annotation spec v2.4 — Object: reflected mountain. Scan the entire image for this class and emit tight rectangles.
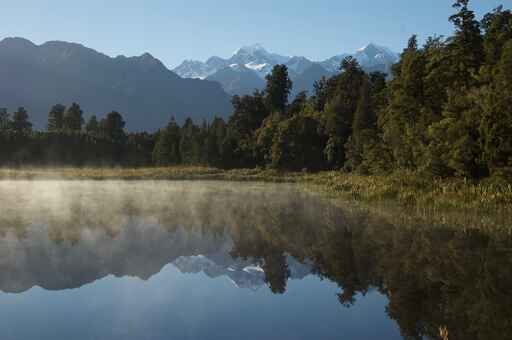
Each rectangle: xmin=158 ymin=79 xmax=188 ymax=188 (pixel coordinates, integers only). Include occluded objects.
xmin=174 ymin=254 xmax=310 ymax=290
xmin=0 ymin=221 xmax=311 ymax=293
xmin=0 ymin=180 xmax=511 ymax=340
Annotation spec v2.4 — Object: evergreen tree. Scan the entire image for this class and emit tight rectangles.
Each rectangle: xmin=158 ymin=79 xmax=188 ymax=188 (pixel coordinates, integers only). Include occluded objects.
xmin=345 ymin=76 xmax=375 ymax=172
xmin=479 ymin=40 xmax=512 ymax=171
xmin=270 ymin=113 xmax=326 ymax=170
xmin=380 ymin=36 xmax=427 ymax=169
xmin=47 ymin=104 xmax=66 ymax=131
xmin=101 ymin=111 xmax=126 ymax=142
xmin=63 ymin=103 xmax=84 ymax=131
xmin=448 ymin=0 xmax=484 ymax=87
xmin=205 ymin=117 xmax=227 ymax=167
xmin=428 ymin=91 xmax=486 ymax=178
xmin=255 ymin=112 xmax=282 ymax=166
xmin=11 ymin=107 xmax=32 ymax=134
xmin=85 ymin=115 xmax=100 ymax=135
xmin=197 ymin=120 xmax=210 ymax=164
xmin=0 ymin=108 xmax=11 ymax=131
xmin=322 ymin=57 xmax=365 ymax=168
xmin=179 ymin=118 xmax=201 ymax=164
xmin=265 ymin=65 xmax=292 ymax=113
xmin=422 ymin=36 xmax=450 ymax=117
xmin=262 ymin=251 xmax=290 ymax=295
xmin=426 ymin=1 xmax=488 ymax=178
xmin=219 ymin=131 xmax=239 ymax=169
xmin=153 ymin=117 xmax=181 ymax=165
xmin=481 ymin=6 xmax=512 ymax=67
xmin=230 ymin=92 xmax=266 ymax=135
xmin=288 ymin=91 xmax=308 ymax=117
xmin=312 ymin=77 xmax=329 ymax=111
xmin=352 ymin=77 xmax=375 ymax=140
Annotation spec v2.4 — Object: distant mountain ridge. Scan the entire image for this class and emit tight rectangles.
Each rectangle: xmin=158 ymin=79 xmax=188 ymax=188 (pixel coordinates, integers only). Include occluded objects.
xmin=0 ymin=222 xmax=312 ymax=294
xmin=173 ymin=43 xmax=292 ymax=80
xmin=173 ymin=43 xmax=399 ymax=97
xmin=0 ymin=37 xmax=399 ymax=131
xmin=206 ymin=64 xmax=265 ymax=96
xmin=0 ymin=37 xmax=232 ymax=131
xmin=173 ymin=253 xmax=311 ymax=290
xmin=319 ymin=43 xmax=399 ymax=74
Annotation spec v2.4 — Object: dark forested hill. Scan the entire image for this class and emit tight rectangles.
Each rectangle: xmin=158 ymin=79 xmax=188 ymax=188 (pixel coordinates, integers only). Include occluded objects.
xmin=0 ymin=37 xmax=231 ymax=131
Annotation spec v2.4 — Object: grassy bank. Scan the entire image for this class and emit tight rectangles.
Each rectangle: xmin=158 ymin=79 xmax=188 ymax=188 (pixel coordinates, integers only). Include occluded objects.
xmin=1 ymin=166 xmax=511 ymax=213
xmin=307 ymin=171 xmax=512 ymax=211
xmin=306 ymin=171 xmax=512 ymax=231
xmin=0 ymin=166 xmax=301 ymax=182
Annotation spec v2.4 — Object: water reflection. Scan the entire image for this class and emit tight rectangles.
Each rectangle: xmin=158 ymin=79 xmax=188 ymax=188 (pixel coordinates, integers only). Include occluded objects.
xmin=0 ymin=180 xmax=510 ymax=340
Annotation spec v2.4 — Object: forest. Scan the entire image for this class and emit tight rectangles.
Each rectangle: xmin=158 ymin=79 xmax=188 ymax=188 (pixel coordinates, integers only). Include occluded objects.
xmin=1 ymin=0 xmax=511 ymax=181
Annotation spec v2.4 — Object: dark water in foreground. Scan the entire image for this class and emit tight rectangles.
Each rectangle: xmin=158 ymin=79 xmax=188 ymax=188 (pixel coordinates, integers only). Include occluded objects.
xmin=0 ymin=181 xmax=510 ymax=340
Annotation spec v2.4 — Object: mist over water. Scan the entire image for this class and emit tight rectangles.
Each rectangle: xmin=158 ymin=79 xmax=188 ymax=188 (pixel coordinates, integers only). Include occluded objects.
xmin=0 ymin=180 xmax=510 ymax=340
xmin=0 ymin=181 xmax=318 ymax=294
xmin=0 ymin=180 xmax=304 ymax=234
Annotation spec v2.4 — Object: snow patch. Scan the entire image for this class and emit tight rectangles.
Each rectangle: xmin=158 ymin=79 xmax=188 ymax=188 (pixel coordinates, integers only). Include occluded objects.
xmin=245 ymin=62 xmax=268 ymax=71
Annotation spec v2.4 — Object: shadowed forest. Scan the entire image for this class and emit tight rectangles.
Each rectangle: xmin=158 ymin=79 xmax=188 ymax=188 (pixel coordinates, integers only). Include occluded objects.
xmin=1 ymin=1 xmax=511 ymax=183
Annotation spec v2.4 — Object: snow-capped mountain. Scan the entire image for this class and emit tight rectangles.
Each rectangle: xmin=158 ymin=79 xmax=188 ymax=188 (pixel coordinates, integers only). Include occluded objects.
xmin=319 ymin=54 xmax=350 ymax=74
xmin=230 ymin=43 xmax=291 ymax=78
xmin=173 ymin=42 xmax=398 ymax=79
xmin=173 ymin=43 xmax=399 ymax=97
xmin=173 ymin=43 xmax=291 ymax=80
xmin=321 ymin=43 xmax=399 ymax=74
xmin=0 ymin=219 xmax=313 ymax=294
xmin=173 ymin=253 xmax=312 ymax=290
xmin=172 ymin=59 xmax=212 ymax=79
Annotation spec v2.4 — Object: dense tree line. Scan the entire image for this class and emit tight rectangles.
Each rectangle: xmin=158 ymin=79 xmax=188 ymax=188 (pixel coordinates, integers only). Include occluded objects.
xmin=153 ymin=0 xmax=512 ymax=179
xmin=1 ymin=0 xmax=511 ymax=179
xmin=0 ymin=104 xmax=153 ymax=166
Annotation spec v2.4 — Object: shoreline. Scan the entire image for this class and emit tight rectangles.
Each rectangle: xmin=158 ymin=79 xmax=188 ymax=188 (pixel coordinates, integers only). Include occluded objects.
xmin=1 ymin=166 xmax=511 ymax=214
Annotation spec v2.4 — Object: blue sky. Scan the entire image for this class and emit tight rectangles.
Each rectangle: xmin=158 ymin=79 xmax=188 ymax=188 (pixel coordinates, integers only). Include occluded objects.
xmin=0 ymin=0 xmax=507 ymax=68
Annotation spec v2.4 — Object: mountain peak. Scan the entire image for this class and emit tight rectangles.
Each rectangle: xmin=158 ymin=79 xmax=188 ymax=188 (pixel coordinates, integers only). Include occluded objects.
xmin=173 ymin=42 xmax=399 ymax=94
xmin=0 ymin=37 xmax=37 ymax=49
xmin=357 ymin=42 xmax=379 ymax=52
xmin=234 ymin=43 xmax=266 ymax=55
xmin=134 ymin=52 xmax=164 ymax=68
xmin=356 ymin=43 xmax=398 ymax=61
xmin=140 ymin=52 xmax=154 ymax=59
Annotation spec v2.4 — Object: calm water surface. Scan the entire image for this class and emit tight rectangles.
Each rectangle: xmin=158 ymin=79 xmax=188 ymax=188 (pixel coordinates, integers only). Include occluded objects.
xmin=0 ymin=180 xmax=510 ymax=340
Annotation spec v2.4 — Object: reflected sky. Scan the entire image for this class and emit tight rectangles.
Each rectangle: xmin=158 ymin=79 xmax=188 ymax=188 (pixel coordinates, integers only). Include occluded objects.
xmin=0 ymin=264 xmax=396 ymax=340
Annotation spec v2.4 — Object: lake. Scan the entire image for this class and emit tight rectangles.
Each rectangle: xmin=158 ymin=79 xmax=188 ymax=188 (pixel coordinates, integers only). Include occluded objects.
xmin=0 ymin=180 xmax=510 ymax=340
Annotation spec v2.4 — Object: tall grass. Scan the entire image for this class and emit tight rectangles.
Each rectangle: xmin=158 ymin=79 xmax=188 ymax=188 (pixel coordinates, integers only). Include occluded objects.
xmin=308 ymin=170 xmax=512 ymax=212
xmin=1 ymin=166 xmax=511 ymax=214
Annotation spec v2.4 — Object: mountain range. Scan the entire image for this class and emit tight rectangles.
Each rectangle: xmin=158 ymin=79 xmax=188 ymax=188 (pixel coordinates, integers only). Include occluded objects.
xmin=173 ymin=43 xmax=399 ymax=96
xmin=0 ymin=222 xmax=312 ymax=294
xmin=0 ymin=37 xmax=399 ymax=131
xmin=173 ymin=253 xmax=311 ymax=290
xmin=0 ymin=37 xmax=232 ymax=131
